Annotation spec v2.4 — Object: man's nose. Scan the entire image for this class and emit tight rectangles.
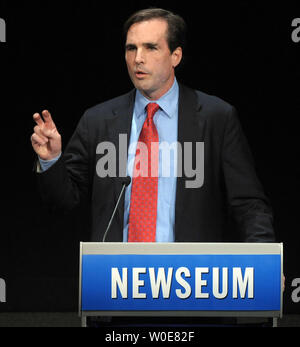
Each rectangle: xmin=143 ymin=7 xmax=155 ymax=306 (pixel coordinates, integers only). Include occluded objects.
xmin=135 ymin=48 xmax=145 ymax=64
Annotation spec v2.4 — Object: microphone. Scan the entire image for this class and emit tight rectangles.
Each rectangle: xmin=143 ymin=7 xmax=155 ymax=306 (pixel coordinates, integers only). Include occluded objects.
xmin=102 ymin=176 xmax=131 ymax=242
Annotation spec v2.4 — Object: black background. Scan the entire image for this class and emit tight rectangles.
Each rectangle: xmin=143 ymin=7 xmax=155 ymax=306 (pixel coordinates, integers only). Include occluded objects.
xmin=0 ymin=1 xmax=299 ymax=313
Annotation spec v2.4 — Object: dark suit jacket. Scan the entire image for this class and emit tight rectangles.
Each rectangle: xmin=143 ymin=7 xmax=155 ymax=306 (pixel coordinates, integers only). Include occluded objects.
xmin=36 ymin=83 xmax=275 ymax=242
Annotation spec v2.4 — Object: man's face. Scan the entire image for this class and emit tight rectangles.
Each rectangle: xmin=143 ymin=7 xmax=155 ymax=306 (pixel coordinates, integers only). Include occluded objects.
xmin=125 ymin=19 xmax=182 ymax=100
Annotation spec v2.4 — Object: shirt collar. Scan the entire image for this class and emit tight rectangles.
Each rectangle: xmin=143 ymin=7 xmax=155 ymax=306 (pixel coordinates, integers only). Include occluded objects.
xmin=134 ymin=78 xmax=179 ymax=119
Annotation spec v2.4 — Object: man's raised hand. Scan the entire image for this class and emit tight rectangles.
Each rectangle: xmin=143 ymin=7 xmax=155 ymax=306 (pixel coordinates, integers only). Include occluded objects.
xmin=31 ymin=110 xmax=62 ymax=161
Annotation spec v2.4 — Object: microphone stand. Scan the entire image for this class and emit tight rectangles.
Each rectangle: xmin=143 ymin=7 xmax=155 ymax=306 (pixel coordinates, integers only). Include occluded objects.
xmin=102 ymin=177 xmax=131 ymax=242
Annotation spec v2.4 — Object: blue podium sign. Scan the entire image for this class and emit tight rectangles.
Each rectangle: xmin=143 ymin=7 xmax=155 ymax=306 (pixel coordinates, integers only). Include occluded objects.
xmin=79 ymin=243 xmax=283 ymax=318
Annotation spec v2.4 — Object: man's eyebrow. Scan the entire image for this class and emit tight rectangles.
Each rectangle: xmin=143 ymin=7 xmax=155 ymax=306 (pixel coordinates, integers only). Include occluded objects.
xmin=125 ymin=42 xmax=159 ymax=49
xmin=144 ymin=42 xmax=158 ymax=48
xmin=144 ymin=42 xmax=158 ymax=46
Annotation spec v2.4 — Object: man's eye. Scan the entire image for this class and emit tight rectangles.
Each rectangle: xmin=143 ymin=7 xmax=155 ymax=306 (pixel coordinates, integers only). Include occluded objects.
xmin=147 ymin=45 xmax=157 ymax=50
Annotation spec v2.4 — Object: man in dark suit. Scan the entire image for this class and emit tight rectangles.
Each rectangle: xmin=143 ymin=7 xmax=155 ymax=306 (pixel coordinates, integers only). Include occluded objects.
xmin=31 ymin=8 xmax=274 ymax=243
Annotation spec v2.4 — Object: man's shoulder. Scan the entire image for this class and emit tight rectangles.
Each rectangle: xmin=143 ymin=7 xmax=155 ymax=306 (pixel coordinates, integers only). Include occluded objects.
xmin=180 ymin=83 xmax=234 ymax=114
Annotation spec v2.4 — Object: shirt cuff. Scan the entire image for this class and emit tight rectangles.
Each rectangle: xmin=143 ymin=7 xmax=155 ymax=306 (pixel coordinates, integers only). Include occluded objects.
xmin=38 ymin=153 xmax=62 ymax=172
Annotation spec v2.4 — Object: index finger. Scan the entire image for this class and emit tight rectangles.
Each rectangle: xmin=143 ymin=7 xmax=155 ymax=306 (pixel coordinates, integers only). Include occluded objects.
xmin=33 ymin=113 xmax=44 ymax=127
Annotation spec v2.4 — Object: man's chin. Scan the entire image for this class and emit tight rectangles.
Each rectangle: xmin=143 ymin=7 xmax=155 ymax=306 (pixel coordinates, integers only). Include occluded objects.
xmin=134 ymin=79 xmax=150 ymax=89
xmin=134 ymin=82 xmax=154 ymax=97
xmin=138 ymin=88 xmax=156 ymax=99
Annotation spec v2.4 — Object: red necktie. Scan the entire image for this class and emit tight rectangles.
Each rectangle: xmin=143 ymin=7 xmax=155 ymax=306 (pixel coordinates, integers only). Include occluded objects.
xmin=128 ymin=103 xmax=160 ymax=242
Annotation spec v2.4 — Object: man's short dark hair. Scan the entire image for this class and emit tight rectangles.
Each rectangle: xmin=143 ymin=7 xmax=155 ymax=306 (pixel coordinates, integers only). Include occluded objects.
xmin=123 ymin=8 xmax=187 ymax=54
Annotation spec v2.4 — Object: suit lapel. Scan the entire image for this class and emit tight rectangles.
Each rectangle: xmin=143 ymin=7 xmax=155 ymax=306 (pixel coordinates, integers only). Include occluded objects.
xmin=177 ymin=83 xmax=205 ymax=144
xmin=105 ymin=89 xmax=136 ymax=177
xmin=175 ymin=84 xmax=206 ymax=229
xmin=105 ymin=89 xmax=136 ymax=149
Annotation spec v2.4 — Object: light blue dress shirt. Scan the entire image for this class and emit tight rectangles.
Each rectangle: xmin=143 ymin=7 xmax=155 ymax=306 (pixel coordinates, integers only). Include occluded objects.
xmin=39 ymin=79 xmax=179 ymax=243
xmin=124 ymin=79 xmax=179 ymax=242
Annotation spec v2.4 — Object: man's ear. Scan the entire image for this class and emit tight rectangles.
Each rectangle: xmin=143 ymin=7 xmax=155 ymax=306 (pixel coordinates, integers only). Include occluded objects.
xmin=171 ymin=47 xmax=183 ymax=68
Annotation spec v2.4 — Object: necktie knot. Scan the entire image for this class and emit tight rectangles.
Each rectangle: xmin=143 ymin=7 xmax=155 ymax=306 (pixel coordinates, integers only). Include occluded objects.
xmin=146 ymin=103 xmax=160 ymax=120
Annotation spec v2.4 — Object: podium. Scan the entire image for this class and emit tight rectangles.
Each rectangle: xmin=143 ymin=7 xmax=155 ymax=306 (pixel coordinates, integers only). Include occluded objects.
xmin=79 ymin=242 xmax=283 ymax=327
